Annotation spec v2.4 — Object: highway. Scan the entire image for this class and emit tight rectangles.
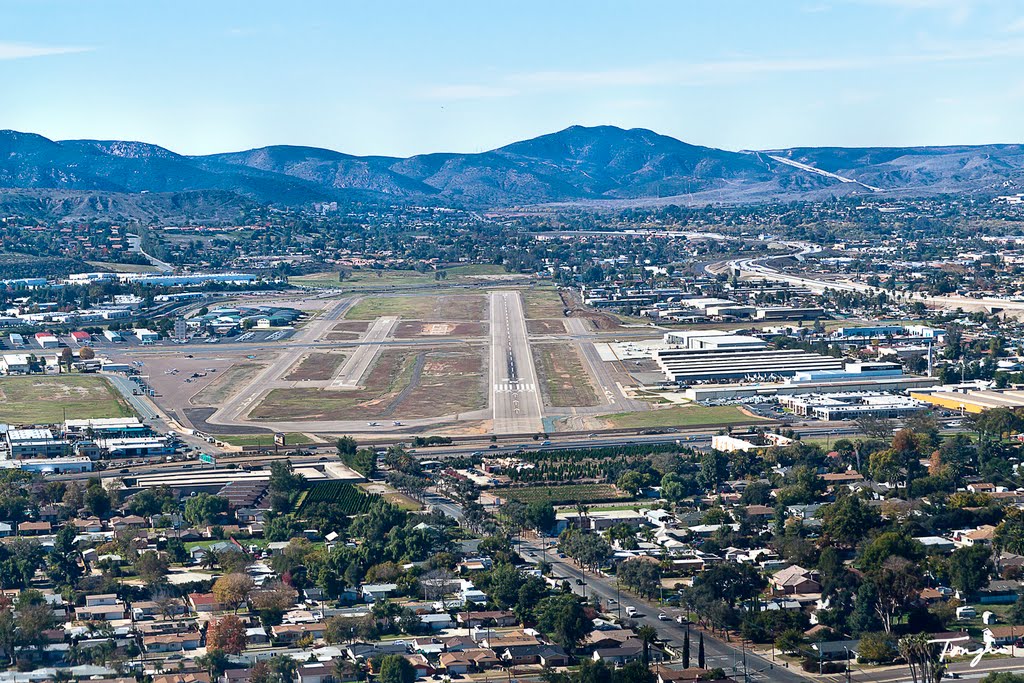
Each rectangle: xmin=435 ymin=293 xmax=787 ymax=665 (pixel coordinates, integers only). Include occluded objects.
xmin=490 ymin=291 xmax=544 ymax=435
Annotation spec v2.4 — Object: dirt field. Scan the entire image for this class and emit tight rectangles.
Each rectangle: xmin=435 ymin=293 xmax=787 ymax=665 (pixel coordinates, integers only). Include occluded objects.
xmin=522 ymin=288 xmax=566 ymax=319
xmin=0 ymin=375 xmax=133 ymax=424
xmin=346 ymin=294 xmax=486 ymax=321
xmin=192 ymin=362 xmax=267 ymax=406
xmin=394 ymin=321 xmax=486 ymax=339
xmin=527 ymin=319 xmax=567 ymax=335
xmin=250 ymin=346 xmax=486 ymax=421
xmin=531 ymin=343 xmax=600 ymax=407
xmin=283 ymin=353 xmax=346 ymax=381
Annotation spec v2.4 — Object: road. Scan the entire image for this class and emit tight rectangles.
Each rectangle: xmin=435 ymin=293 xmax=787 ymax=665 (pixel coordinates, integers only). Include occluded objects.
xmin=329 ymin=315 xmax=398 ymax=389
xmin=520 ymin=537 xmax=801 ymax=683
xmin=490 ymin=291 xmax=544 ymax=435
xmin=718 ymin=239 xmax=1024 ymax=315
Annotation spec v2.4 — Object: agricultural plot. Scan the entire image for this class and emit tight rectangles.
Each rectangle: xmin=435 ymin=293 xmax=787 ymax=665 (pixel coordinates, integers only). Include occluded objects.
xmin=531 ymin=343 xmax=599 ymax=407
xmin=299 ymin=481 xmax=376 ymax=514
xmin=283 ymin=353 xmax=346 ymax=381
xmin=0 ymin=375 xmax=133 ymax=424
xmin=346 ymin=294 xmax=486 ymax=321
xmin=502 ymin=484 xmax=628 ymax=505
xmin=250 ymin=347 xmax=486 ymax=421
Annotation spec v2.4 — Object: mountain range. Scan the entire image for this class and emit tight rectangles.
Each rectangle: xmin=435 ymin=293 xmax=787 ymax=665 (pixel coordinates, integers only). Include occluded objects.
xmin=3 ymin=125 xmax=1024 ymax=221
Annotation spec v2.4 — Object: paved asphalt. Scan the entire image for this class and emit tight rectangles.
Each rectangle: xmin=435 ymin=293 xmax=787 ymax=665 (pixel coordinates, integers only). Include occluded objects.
xmin=490 ymin=291 xmax=544 ymax=435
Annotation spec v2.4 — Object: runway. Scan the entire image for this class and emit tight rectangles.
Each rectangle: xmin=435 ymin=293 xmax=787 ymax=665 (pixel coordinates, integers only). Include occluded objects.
xmin=490 ymin=291 xmax=544 ymax=435
xmin=328 ymin=315 xmax=397 ymax=389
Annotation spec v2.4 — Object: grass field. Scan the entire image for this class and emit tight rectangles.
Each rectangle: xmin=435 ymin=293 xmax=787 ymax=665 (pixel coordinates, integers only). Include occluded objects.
xmin=532 ymin=343 xmax=600 ymax=407
xmin=215 ymin=432 xmax=315 ymax=447
xmin=85 ymin=261 xmax=160 ymax=273
xmin=283 ymin=353 xmax=346 ymax=381
xmin=0 ymin=375 xmax=133 ymax=424
xmin=192 ymin=362 xmax=266 ymax=406
xmin=600 ymin=405 xmax=767 ymax=429
xmin=502 ymin=483 xmax=628 ymax=505
xmin=527 ymin=319 xmax=567 ymax=335
xmin=291 ymin=264 xmax=521 ymax=291
xmin=251 ymin=347 xmax=486 ymax=421
xmin=522 ymin=288 xmax=566 ymax=319
xmin=346 ymin=294 xmax=486 ymax=321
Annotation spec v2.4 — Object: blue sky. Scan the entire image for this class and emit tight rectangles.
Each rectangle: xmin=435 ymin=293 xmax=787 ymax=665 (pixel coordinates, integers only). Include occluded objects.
xmin=4 ymin=0 xmax=1024 ymax=156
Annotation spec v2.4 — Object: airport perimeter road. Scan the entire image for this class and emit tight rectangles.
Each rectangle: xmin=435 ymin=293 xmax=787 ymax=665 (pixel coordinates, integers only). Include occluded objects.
xmin=490 ymin=291 xmax=544 ymax=435
xmin=329 ymin=315 xmax=398 ymax=389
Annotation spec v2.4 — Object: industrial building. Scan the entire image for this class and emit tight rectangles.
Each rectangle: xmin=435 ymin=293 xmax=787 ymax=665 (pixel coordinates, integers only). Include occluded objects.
xmin=135 ymin=329 xmax=159 ymax=343
xmin=70 ymin=331 xmax=92 ymax=345
xmin=96 ymin=437 xmax=173 ymax=458
xmin=103 ymin=329 xmax=122 ymax=343
xmin=4 ymin=429 xmax=70 ymax=459
xmin=712 ymin=432 xmax=794 ymax=452
xmin=655 ymin=344 xmax=844 ymax=383
xmin=34 ymin=333 xmax=58 ymax=349
xmin=0 ymin=457 xmax=93 ymax=474
xmin=64 ymin=418 xmax=148 ymax=439
xmin=909 ymin=386 xmax=1024 ymax=414
xmin=0 ymin=354 xmax=32 ymax=375
xmin=7 ymin=334 xmax=23 ymax=347
xmin=779 ymin=392 xmax=927 ymax=420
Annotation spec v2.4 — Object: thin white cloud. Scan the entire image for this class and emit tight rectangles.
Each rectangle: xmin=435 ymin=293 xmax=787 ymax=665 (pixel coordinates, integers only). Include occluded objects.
xmin=422 ymin=40 xmax=1024 ymax=99
xmin=0 ymin=42 xmax=91 ymax=60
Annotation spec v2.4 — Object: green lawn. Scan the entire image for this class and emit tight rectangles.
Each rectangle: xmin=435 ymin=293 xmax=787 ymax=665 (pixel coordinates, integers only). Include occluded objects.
xmin=600 ymin=405 xmax=767 ymax=429
xmin=502 ymin=483 xmax=628 ymax=505
xmin=215 ymin=432 xmax=315 ymax=447
xmin=0 ymin=375 xmax=133 ymax=424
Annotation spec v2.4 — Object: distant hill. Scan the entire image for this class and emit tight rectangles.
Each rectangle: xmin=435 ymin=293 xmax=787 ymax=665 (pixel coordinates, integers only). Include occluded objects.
xmin=3 ymin=125 xmax=1024 ymax=220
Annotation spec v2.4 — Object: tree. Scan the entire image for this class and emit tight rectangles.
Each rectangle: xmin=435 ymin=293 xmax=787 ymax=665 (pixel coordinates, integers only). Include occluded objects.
xmin=526 ymin=501 xmax=556 ymax=534
xmin=636 ymin=624 xmax=658 ymax=666
xmin=775 ymin=628 xmax=806 ymax=655
xmin=698 ymin=632 xmax=705 ymax=669
xmin=213 ymin=573 xmax=254 ymax=613
xmin=134 ymin=551 xmax=169 ymax=587
xmin=871 ymin=557 xmax=921 ymax=633
xmin=207 ymin=614 xmax=247 ymax=655
xmin=697 ymin=451 xmax=728 ymax=492
xmin=249 ymin=581 xmax=298 ymax=625
xmin=336 ymin=436 xmax=358 ymax=457
xmin=858 ymin=632 xmax=898 ymax=664
xmin=536 ymin=593 xmax=591 ymax=653
xmin=196 ymin=649 xmax=232 ymax=679
xmin=947 ymin=545 xmax=993 ymax=598
xmin=60 ymin=347 xmax=73 ymax=372
xmin=682 ymin=629 xmax=690 ymax=668
xmin=898 ymin=633 xmax=945 ymax=683
xmin=16 ymin=591 xmax=55 ymax=651
xmin=78 ymin=346 xmax=95 ymax=360
xmin=377 ymin=654 xmax=415 ymax=683
xmin=47 ymin=524 xmax=81 ymax=587
xmin=821 ymin=493 xmax=882 ymax=547
xmin=184 ymin=493 xmax=228 ymax=526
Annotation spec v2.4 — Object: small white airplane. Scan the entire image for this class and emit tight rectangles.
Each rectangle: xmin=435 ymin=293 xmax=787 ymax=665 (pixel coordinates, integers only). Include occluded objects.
xmin=367 ymin=422 xmax=379 ymax=427
xmin=392 ymin=421 xmax=403 ymax=426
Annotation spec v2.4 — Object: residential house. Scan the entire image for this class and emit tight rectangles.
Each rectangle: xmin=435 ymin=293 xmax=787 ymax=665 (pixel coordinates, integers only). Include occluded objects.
xmin=770 ymin=565 xmax=821 ymax=595
xmin=361 ymin=583 xmax=398 ymax=602
xmin=271 ymin=623 xmax=326 ymax=644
